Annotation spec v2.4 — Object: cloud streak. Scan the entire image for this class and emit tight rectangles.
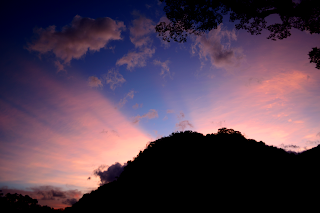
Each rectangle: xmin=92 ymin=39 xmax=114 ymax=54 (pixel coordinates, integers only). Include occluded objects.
xmin=118 ymin=90 xmax=135 ymax=108
xmin=133 ymin=109 xmax=158 ymax=124
xmin=116 ymin=48 xmax=155 ymax=70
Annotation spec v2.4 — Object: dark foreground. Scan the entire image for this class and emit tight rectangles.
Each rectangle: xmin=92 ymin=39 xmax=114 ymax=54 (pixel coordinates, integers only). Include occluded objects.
xmin=2 ymin=128 xmax=320 ymax=212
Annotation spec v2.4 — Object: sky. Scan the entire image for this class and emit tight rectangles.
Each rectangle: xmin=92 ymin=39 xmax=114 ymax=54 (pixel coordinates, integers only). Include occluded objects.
xmin=1 ymin=0 xmax=320 ymax=209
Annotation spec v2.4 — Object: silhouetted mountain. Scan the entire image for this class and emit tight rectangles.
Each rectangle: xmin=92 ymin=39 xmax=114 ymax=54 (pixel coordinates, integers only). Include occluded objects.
xmin=64 ymin=128 xmax=319 ymax=212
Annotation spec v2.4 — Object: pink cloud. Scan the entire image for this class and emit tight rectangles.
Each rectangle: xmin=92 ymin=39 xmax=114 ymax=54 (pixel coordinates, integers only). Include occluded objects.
xmin=26 ymin=15 xmax=125 ymax=70
xmin=132 ymin=103 xmax=142 ymax=109
xmin=102 ymin=69 xmax=126 ymax=90
xmin=130 ymin=16 xmax=154 ymax=48
xmin=116 ymin=48 xmax=155 ymax=70
xmin=153 ymin=59 xmax=173 ymax=79
xmin=117 ymin=90 xmax=135 ymax=108
xmin=175 ymin=120 xmax=194 ymax=131
xmin=191 ymin=24 xmax=243 ymax=69
xmin=133 ymin=109 xmax=159 ymax=124
xmin=88 ymin=76 xmax=103 ymax=88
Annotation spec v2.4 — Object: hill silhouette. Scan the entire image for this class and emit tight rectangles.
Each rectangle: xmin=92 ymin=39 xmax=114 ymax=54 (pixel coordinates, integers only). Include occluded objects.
xmin=61 ymin=128 xmax=320 ymax=212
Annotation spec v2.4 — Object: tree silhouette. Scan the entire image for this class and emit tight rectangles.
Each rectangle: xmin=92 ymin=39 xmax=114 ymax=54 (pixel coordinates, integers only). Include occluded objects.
xmin=156 ymin=0 xmax=320 ymax=69
xmin=0 ymin=191 xmax=63 ymax=212
xmin=64 ymin=128 xmax=320 ymax=212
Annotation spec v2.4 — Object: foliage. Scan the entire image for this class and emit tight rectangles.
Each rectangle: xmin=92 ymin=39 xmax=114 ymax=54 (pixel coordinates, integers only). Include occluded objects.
xmin=65 ymin=128 xmax=320 ymax=212
xmin=156 ymin=0 xmax=320 ymax=69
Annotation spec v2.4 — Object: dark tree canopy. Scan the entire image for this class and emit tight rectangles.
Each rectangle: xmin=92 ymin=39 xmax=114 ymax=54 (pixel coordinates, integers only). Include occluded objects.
xmin=65 ymin=129 xmax=320 ymax=213
xmin=156 ymin=0 xmax=320 ymax=69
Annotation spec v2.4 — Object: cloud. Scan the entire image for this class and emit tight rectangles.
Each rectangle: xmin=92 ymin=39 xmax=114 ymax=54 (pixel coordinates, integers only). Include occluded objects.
xmin=163 ymin=116 xmax=168 ymax=120
xmin=279 ymin=144 xmax=300 ymax=149
xmin=153 ymin=59 xmax=173 ymax=79
xmin=54 ymin=60 xmax=65 ymax=72
xmin=177 ymin=112 xmax=185 ymax=120
xmin=102 ymin=69 xmax=126 ymax=90
xmin=62 ymin=198 xmax=78 ymax=205
xmin=132 ymin=103 xmax=143 ymax=109
xmin=0 ymin=186 xmax=82 ymax=208
xmin=93 ymin=162 xmax=127 ymax=186
xmin=316 ymin=132 xmax=320 ymax=137
xmin=116 ymin=48 xmax=155 ymax=70
xmin=166 ymin=109 xmax=174 ymax=113
xmin=133 ymin=109 xmax=159 ymax=124
xmin=88 ymin=76 xmax=103 ymax=88
xmin=130 ymin=16 xmax=155 ymax=48
xmin=176 ymin=120 xmax=194 ymax=131
xmin=118 ymin=90 xmax=135 ymax=108
xmin=156 ymin=16 xmax=171 ymax=49
xmin=26 ymin=15 xmax=125 ymax=70
xmin=191 ymin=24 xmax=243 ymax=69
xmin=306 ymin=140 xmax=320 ymax=145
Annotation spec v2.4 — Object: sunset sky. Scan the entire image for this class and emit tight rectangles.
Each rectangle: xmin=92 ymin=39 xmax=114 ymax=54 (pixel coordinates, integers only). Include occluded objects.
xmin=1 ymin=0 xmax=320 ymax=209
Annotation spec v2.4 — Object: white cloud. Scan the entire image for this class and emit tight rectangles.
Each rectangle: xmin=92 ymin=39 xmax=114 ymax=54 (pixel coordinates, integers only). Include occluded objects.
xmin=133 ymin=109 xmax=158 ymax=124
xmin=88 ymin=76 xmax=103 ymax=88
xmin=103 ymin=69 xmax=126 ymax=90
xmin=191 ymin=24 xmax=243 ymax=69
xmin=27 ymin=15 xmax=125 ymax=71
xmin=116 ymin=48 xmax=155 ymax=70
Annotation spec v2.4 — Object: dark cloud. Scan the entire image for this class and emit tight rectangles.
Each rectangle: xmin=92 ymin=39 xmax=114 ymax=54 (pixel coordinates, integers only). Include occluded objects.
xmin=0 ymin=185 xmax=82 ymax=207
xmin=191 ymin=24 xmax=243 ymax=69
xmin=62 ymin=198 xmax=78 ymax=205
xmin=176 ymin=120 xmax=194 ymax=131
xmin=26 ymin=15 xmax=125 ymax=71
xmin=93 ymin=162 xmax=127 ymax=186
xmin=30 ymin=186 xmax=67 ymax=200
xmin=306 ymin=140 xmax=320 ymax=145
xmin=280 ymin=144 xmax=300 ymax=149
xmin=87 ymin=177 xmax=91 ymax=180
